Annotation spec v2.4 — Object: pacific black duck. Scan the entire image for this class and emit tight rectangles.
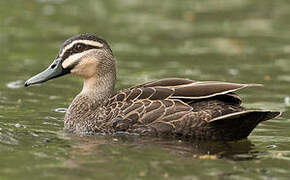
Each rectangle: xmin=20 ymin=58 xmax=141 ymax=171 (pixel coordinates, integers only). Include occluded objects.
xmin=25 ymin=34 xmax=281 ymax=141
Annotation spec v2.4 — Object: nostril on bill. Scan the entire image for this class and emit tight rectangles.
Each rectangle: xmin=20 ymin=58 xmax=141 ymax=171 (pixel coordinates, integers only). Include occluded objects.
xmin=51 ymin=64 xmax=56 ymax=69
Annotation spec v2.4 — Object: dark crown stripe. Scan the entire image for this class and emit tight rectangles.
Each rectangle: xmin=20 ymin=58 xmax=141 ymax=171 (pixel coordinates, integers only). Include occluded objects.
xmin=57 ymin=33 xmax=112 ymax=59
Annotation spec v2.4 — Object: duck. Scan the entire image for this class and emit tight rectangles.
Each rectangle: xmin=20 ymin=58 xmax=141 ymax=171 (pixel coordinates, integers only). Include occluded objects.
xmin=24 ymin=33 xmax=281 ymax=141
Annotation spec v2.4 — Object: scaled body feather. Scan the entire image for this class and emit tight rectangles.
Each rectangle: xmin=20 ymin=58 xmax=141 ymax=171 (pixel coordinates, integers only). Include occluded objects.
xmin=64 ymin=78 xmax=280 ymax=141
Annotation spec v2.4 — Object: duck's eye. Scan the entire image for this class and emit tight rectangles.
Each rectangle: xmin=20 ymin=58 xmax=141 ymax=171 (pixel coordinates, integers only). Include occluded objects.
xmin=76 ymin=44 xmax=84 ymax=51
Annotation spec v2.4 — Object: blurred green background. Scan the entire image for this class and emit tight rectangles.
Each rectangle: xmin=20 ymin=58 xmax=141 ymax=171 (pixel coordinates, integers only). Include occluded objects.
xmin=0 ymin=0 xmax=290 ymax=179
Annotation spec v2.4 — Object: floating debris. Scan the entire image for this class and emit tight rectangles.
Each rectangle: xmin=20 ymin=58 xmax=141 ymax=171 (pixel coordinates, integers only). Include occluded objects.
xmin=264 ymin=75 xmax=271 ymax=81
xmin=193 ymin=154 xmax=218 ymax=159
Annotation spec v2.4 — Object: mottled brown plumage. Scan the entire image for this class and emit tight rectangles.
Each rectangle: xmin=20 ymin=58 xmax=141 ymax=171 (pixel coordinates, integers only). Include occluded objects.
xmin=25 ymin=34 xmax=281 ymax=141
xmin=64 ymin=78 xmax=280 ymax=141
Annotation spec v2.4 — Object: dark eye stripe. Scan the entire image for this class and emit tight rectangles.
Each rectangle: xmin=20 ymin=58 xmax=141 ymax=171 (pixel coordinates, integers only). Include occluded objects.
xmin=61 ymin=43 xmax=101 ymax=61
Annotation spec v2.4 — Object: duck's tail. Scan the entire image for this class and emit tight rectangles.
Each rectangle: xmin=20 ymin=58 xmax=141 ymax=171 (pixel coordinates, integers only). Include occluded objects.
xmin=208 ymin=110 xmax=281 ymax=141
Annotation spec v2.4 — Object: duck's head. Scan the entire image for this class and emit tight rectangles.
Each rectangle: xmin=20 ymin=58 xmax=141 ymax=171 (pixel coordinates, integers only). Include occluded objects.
xmin=25 ymin=34 xmax=115 ymax=87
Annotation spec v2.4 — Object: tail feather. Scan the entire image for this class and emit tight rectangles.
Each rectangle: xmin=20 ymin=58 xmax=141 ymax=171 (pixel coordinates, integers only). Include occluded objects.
xmin=208 ymin=110 xmax=281 ymax=141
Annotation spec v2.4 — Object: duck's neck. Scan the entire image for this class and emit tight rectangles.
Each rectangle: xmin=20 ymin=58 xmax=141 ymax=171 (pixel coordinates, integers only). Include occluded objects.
xmin=64 ymin=73 xmax=115 ymax=132
xmin=81 ymin=74 xmax=115 ymax=103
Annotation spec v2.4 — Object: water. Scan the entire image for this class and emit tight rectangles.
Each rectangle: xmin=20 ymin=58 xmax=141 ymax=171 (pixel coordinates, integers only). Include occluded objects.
xmin=1 ymin=0 xmax=290 ymax=179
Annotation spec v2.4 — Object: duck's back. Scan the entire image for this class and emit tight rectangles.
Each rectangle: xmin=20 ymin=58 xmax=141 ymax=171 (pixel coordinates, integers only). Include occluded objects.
xmin=97 ymin=78 xmax=280 ymax=141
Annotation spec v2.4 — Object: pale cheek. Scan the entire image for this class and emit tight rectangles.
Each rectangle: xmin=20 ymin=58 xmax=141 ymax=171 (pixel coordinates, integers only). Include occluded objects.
xmin=71 ymin=60 xmax=97 ymax=78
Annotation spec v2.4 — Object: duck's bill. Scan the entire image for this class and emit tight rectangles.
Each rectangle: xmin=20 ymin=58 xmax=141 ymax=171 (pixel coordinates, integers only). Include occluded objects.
xmin=24 ymin=58 xmax=70 ymax=87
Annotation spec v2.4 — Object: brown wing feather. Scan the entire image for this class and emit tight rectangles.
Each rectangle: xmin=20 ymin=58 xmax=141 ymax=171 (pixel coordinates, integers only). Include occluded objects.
xmin=106 ymin=79 xmax=261 ymax=126
xmin=121 ymin=78 xmax=260 ymax=104
xmin=103 ymin=78 xmax=271 ymax=139
xmin=171 ymin=81 xmax=261 ymax=99
xmin=105 ymin=92 xmax=194 ymax=130
xmin=129 ymin=78 xmax=195 ymax=89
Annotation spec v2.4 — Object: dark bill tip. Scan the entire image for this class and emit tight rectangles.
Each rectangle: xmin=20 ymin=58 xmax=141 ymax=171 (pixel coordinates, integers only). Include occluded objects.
xmin=24 ymin=81 xmax=30 ymax=87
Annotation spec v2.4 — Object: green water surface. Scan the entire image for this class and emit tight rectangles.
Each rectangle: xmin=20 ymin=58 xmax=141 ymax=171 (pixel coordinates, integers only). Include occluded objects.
xmin=0 ymin=0 xmax=290 ymax=179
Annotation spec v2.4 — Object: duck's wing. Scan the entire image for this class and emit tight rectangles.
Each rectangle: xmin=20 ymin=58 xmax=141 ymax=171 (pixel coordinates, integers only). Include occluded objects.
xmin=103 ymin=78 xmax=280 ymax=140
xmin=105 ymin=78 xmax=259 ymax=126
xmin=119 ymin=78 xmax=261 ymax=103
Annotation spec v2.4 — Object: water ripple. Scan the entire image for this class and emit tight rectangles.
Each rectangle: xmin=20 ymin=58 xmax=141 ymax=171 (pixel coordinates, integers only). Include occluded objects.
xmin=0 ymin=131 xmax=18 ymax=145
xmin=6 ymin=80 xmax=23 ymax=89
xmin=55 ymin=108 xmax=67 ymax=113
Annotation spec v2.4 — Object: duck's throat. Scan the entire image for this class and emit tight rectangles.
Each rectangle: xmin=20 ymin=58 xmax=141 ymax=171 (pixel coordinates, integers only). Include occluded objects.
xmin=81 ymin=75 xmax=115 ymax=102
xmin=64 ymin=75 xmax=115 ymax=133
